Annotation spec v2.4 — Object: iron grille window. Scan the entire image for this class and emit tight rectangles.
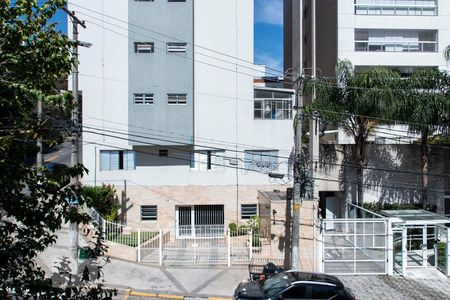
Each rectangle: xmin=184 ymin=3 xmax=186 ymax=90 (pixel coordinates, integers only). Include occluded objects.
xmin=167 ymin=93 xmax=187 ymax=105
xmin=141 ymin=205 xmax=157 ymax=221
xmin=100 ymin=150 xmax=135 ymax=171
xmin=167 ymin=42 xmax=187 ymax=53
xmin=244 ymin=150 xmax=278 ymax=171
xmin=133 ymin=93 xmax=154 ymax=105
xmin=134 ymin=42 xmax=154 ymax=53
xmin=241 ymin=204 xmax=257 ymax=220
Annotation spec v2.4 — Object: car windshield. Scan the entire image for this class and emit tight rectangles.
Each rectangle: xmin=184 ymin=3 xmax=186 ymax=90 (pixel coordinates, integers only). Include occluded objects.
xmin=263 ymin=273 xmax=293 ymax=298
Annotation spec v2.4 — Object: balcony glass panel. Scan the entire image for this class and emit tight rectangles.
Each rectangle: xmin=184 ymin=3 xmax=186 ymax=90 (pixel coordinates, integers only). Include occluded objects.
xmin=355 ymin=0 xmax=437 ymax=16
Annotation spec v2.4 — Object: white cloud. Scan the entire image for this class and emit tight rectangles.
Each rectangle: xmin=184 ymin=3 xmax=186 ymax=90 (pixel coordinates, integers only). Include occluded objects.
xmin=255 ymin=52 xmax=284 ymax=76
xmin=255 ymin=0 xmax=283 ymax=26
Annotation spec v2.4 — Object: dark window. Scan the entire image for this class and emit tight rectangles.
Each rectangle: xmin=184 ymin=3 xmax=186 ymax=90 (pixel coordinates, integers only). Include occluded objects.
xmin=310 ymin=284 xmax=338 ymax=299
xmin=159 ymin=149 xmax=168 ymax=157
xmin=141 ymin=205 xmax=157 ymax=221
xmin=167 ymin=42 xmax=187 ymax=52
xmin=168 ymin=0 xmax=186 ymax=2
xmin=282 ymin=285 xmax=308 ymax=299
xmin=134 ymin=42 xmax=154 ymax=53
xmin=445 ymin=192 xmax=450 ymax=215
xmin=241 ymin=204 xmax=257 ymax=220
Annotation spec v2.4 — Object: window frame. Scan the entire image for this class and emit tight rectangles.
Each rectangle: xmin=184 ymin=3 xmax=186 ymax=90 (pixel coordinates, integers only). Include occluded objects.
xmin=141 ymin=205 xmax=158 ymax=221
xmin=244 ymin=150 xmax=279 ymax=171
xmin=166 ymin=42 xmax=188 ymax=53
xmin=241 ymin=204 xmax=258 ymax=220
xmin=167 ymin=93 xmax=188 ymax=105
xmin=100 ymin=150 xmax=135 ymax=171
xmin=254 ymin=89 xmax=293 ymax=120
xmin=134 ymin=42 xmax=155 ymax=53
xmin=133 ymin=93 xmax=154 ymax=105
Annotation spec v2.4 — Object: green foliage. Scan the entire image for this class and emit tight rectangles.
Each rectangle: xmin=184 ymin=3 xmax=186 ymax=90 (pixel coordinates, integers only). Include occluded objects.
xmin=363 ymin=202 xmax=419 ymax=214
xmin=81 ymin=185 xmax=120 ymax=222
xmin=107 ymin=231 xmax=158 ymax=247
xmin=0 ymin=1 xmax=115 ymax=297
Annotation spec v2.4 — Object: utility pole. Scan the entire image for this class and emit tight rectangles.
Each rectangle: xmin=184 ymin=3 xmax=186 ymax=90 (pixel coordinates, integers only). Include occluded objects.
xmin=64 ymin=7 xmax=87 ymax=275
xmin=36 ymin=98 xmax=43 ymax=171
xmin=292 ymin=71 xmax=305 ymax=269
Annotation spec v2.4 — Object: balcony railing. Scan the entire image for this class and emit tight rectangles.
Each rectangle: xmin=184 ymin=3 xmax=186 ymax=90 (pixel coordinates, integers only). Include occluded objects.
xmin=355 ymin=40 xmax=437 ymax=52
xmin=355 ymin=0 xmax=437 ymax=16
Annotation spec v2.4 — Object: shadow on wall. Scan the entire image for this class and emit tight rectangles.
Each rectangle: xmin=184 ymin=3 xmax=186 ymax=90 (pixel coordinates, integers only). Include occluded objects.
xmin=336 ymin=144 xmax=447 ymax=210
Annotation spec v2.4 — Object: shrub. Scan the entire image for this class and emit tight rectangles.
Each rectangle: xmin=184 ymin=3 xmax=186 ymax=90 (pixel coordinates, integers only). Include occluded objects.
xmin=81 ymin=184 xmax=120 ymax=222
xmin=363 ymin=202 xmax=420 ymax=214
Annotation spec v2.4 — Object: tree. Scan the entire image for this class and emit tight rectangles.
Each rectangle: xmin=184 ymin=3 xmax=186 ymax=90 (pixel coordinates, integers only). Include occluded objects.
xmin=307 ymin=60 xmax=399 ymax=209
xmin=0 ymin=1 xmax=115 ymax=297
xmin=395 ymin=68 xmax=450 ymax=208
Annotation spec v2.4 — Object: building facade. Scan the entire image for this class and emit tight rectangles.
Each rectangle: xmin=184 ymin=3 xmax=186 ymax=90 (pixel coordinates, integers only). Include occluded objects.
xmin=284 ymin=0 xmax=450 ymax=216
xmin=69 ymin=0 xmax=294 ymax=232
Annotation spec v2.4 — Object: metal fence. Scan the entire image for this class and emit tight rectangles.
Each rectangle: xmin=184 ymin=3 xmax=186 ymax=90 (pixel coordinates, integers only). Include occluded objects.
xmin=321 ymin=219 xmax=388 ymax=275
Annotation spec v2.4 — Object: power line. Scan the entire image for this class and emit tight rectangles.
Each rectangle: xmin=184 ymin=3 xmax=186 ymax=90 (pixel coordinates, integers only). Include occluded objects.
xmin=84 ymin=124 xmax=450 ymax=178
xmin=69 ymin=3 xmax=286 ymax=77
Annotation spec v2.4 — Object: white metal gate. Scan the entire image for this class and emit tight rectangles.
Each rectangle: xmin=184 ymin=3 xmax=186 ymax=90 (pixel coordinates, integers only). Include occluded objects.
xmin=321 ymin=219 xmax=388 ymax=275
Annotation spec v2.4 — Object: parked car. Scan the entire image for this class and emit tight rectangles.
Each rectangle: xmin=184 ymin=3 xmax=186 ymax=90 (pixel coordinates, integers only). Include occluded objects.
xmin=233 ymin=271 xmax=356 ymax=300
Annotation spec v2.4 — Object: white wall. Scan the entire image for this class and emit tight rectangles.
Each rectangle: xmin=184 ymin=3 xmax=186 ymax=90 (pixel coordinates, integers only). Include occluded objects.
xmin=74 ymin=0 xmax=293 ymax=187
xmin=69 ymin=0 xmax=130 ymax=184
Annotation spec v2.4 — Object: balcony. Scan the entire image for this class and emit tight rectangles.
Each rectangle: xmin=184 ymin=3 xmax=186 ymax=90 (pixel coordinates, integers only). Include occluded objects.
xmin=355 ymin=29 xmax=438 ymax=53
xmin=355 ymin=0 xmax=437 ymax=16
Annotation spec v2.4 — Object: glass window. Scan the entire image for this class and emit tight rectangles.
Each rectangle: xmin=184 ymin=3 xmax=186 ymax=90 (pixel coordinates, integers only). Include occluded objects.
xmin=134 ymin=93 xmax=154 ymax=105
xmin=354 ymin=0 xmax=437 ymax=16
xmin=245 ymin=150 xmax=278 ymax=171
xmin=167 ymin=42 xmax=187 ymax=53
xmin=168 ymin=94 xmax=187 ymax=105
xmin=100 ymin=150 xmax=135 ymax=171
xmin=254 ymin=89 xmax=293 ymax=120
xmin=310 ymin=284 xmax=337 ymax=299
xmin=282 ymin=285 xmax=308 ymax=299
xmin=191 ymin=150 xmax=225 ymax=171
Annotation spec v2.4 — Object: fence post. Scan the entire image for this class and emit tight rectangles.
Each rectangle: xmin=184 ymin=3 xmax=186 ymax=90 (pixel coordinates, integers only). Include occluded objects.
xmin=102 ymin=219 xmax=106 ymax=240
xmin=316 ymin=220 xmax=323 ymax=273
xmin=159 ymin=228 xmax=163 ymax=266
xmin=387 ymin=220 xmax=393 ymax=276
xmin=402 ymin=227 xmax=407 ymax=276
xmin=249 ymin=229 xmax=253 ymax=261
xmin=137 ymin=228 xmax=141 ymax=263
xmin=227 ymin=229 xmax=231 ymax=267
xmin=446 ymin=227 xmax=450 ymax=277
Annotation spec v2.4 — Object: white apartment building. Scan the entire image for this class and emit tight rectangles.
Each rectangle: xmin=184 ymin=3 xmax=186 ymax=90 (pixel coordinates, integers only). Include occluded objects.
xmin=69 ymin=0 xmax=294 ymax=233
xmin=284 ymin=0 xmax=450 ymax=216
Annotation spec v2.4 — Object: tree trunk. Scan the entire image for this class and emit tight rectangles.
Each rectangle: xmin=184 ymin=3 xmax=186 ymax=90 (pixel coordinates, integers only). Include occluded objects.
xmin=420 ymin=129 xmax=429 ymax=209
xmin=352 ymin=130 xmax=366 ymax=217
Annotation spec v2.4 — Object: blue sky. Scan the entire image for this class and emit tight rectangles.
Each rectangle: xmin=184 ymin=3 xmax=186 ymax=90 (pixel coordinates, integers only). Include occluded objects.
xmin=54 ymin=0 xmax=283 ymax=75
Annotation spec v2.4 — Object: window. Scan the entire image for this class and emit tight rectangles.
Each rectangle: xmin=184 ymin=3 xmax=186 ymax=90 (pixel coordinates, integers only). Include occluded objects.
xmin=354 ymin=0 xmax=437 ymax=16
xmin=159 ymin=149 xmax=168 ymax=157
xmin=355 ymin=29 xmax=438 ymax=52
xmin=134 ymin=42 xmax=154 ymax=53
xmin=254 ymin=89 xmax=293 ymax=120
xmin=141 ymin=205 xmax=157 ymax=221
xmin=191 ymin=150 xmax=225 ymax=171
xmin=134 ymin=93 xmax=154 ymax=105
xmin=245 ymin=150 xmax=278 ymax=171
xmin=282 ymin=285 xmax=308 ymax=299
xmin=241 ymin=204 xmax=257 ymax=220
xmin=100 ymin=150 xmax=135 ymax=171
xmin=168 ymin=0 xmax=186 ymax=2
xmin=168 ymin=93 xmax=187 ymax=105
xmin=445 ymin=192 xmax=450 ymax=216
xmin=310 ymin=284 xmax=337 ymax=299
xmin=167 ymin=42 xmax=187 ymax=53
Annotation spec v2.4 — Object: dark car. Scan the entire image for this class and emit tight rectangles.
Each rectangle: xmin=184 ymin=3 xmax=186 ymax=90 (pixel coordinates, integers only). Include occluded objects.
xmin=233 ymin=271 xmax=356 ymax=300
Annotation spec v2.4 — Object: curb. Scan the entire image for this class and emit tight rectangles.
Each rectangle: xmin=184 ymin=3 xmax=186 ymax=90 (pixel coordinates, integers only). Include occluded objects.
xmin=124 ymin=289 xmax=232 ymax=300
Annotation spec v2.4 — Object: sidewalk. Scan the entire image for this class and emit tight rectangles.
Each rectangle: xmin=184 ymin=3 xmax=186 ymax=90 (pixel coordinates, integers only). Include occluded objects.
xmin=38 ymin=224 xmax=248 ymax=298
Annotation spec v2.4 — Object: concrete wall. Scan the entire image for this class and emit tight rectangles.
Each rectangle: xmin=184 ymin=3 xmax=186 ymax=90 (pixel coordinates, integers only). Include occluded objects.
xmin=128 ymin=0 xmax=194 ymax=146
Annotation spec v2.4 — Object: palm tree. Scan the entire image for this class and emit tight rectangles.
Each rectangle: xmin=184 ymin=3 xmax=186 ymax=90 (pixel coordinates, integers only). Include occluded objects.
xmin=307 ymin=60 xmax=399 ymax=209
xmin=395 ymin=68 xmax=450 ymax=208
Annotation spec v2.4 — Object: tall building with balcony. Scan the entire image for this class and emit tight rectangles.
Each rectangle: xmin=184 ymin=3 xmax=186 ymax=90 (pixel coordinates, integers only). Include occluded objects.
xmin=68 ymin=0 xmax=294 ymax=233
xmin=284 ymin=0 xmax=450 ymax=216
